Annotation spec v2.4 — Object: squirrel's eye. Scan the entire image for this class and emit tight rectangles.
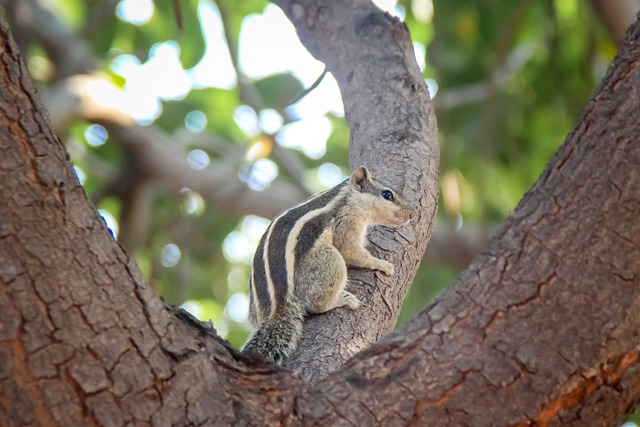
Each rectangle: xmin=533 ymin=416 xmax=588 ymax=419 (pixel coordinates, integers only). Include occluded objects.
xmin=381 ymin=190 xmax=394 ymax=202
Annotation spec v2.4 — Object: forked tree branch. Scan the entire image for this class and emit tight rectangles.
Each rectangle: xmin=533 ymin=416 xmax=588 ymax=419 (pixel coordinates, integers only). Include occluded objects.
xmin=2 ymin=2 xmax=640 ymax=426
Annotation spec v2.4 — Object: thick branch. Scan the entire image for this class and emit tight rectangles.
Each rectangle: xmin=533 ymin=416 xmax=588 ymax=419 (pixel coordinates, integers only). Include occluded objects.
xmin=273 ymin=0 xmax=439 ymax=380
xmin=0 ymin=13 xmax=309 ymax=425
xmin=293 ymin=16 xmax=640 ymax=426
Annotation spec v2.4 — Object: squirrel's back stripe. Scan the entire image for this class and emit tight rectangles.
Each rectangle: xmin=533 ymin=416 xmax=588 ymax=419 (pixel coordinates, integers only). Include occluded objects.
xmin=292 ymin=192 xmax=349 ymax=274
xmin=263 ymin=182 xmax=347 ymax=306
xmin=285 ymin=187 xmax=348 ymax=295
xmin=250 ymin=232 xmax=271 ymax=322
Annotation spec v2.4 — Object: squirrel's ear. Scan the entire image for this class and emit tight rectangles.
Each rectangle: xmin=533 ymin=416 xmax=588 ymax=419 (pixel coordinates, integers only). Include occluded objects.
xmin=349 ymin=166 xmax=372 ymax=191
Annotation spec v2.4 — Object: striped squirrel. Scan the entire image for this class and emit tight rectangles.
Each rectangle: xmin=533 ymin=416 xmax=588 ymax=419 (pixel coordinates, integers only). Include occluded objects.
xmin=242 ymin=166 xmax=415 ymax=365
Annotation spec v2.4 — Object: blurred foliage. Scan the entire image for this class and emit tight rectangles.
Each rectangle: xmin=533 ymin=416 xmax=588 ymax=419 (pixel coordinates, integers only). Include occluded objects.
xmin=404 ymin=0 xmax=616 ymax=330
xmin=10 ymin=0 xmax=620 ymax=353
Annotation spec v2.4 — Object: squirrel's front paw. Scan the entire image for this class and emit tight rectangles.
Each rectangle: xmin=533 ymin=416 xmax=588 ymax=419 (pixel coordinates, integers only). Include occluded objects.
xmin=377 ymin=260 xmax=395 ymax=276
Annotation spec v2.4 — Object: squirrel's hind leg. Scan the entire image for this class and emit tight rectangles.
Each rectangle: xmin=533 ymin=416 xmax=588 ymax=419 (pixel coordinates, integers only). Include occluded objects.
xmin=295 ymin=245 xmax=361 ymax=314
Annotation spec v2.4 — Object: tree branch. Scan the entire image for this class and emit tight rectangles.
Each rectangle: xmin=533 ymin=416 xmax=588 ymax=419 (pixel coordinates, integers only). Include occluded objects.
xmin=295 ymin=15 xmax=640 ymax=425
xmin=272 ymin=0 xmax=439 ymax=380
xmin=0 ymin=13 xmax=310 ymax=423
xmin=42 ymin=74 xmax=309 ymax=221
xmin=8 ymin=0 xmax=313 ymax=242
xmin=3 ymin=0 xmax=93 ymax=80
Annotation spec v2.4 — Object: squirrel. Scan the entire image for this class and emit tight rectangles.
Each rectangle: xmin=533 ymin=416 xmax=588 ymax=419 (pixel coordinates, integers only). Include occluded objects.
xmin=241 ymin=166 xmax=415 ymax=365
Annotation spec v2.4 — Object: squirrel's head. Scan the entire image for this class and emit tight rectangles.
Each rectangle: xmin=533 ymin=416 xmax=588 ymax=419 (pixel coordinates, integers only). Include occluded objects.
xmin=349 ymin=166 xmax=416 ymax=226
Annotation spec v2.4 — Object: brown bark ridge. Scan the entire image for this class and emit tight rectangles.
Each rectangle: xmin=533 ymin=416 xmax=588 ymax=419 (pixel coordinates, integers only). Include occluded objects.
xmin=0 ymin=10 xmax=307 ymax=427
xmin=293 ymin=15 xmax=640 ymax=427
xmin=273 ymin=0 xmax=439 ymax=381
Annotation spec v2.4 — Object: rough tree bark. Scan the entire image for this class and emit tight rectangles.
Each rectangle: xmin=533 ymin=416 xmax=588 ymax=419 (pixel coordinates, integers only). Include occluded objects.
xmin=1 ymin=3 xmax=640 ymax=427
xmin=272 ymin=0 xmax=439 ymax=379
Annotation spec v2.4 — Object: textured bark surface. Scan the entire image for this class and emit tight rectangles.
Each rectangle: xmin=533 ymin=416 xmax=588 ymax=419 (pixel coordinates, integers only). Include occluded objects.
xmin=293 ymin=16 xmax=640 ymax=427
xmin=273 ymin=0 xmax=439 ymax=381
xmin=1 ymin=2 xmax=640 ymax=427
xmin=0 ymin=12 xmax=306 ymax=426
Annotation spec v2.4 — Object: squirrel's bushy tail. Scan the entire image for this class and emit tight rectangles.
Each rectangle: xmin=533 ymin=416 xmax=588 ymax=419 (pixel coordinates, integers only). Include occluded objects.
xmin=242 ymin=297 xmax=304 ymax=365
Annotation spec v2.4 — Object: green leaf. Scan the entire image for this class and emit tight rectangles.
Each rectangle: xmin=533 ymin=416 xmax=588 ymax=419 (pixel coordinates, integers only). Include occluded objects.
xmin=137 ymin=0 xmax=206 ymax=68
xmin=251 ymin=73 xmax=304 ymax=111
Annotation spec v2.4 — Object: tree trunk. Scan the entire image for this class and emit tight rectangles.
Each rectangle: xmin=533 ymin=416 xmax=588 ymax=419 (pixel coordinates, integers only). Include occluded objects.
xmin=1 ymin=3 xmax=640 ymax=427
